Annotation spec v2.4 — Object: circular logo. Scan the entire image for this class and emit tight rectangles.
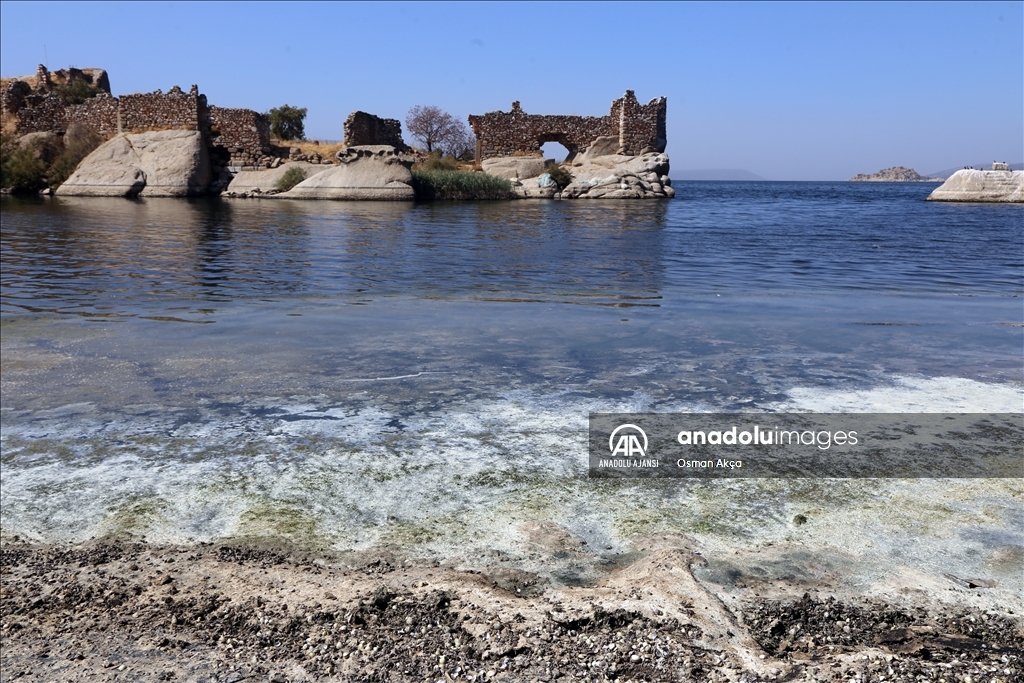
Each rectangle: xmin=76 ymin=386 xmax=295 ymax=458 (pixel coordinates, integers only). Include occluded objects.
xmin=609 ymin=424 xmax=648 ymax=457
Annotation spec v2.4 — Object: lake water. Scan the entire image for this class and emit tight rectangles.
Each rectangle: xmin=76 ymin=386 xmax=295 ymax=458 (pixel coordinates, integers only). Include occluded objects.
xmin=2 ymin=183 xmax=1022 ymax=588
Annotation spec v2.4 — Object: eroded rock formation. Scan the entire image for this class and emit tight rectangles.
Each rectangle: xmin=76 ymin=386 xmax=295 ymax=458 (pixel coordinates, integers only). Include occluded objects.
xmin=279 ymin=146 xmax=414 ymax=200
xmin=55 ymin=130 xmax=210 ymax=197
xmin=927 ymin=168 xmax=1024 ymax=203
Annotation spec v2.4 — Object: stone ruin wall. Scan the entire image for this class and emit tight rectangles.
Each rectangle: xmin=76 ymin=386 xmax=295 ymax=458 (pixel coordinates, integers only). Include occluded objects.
xmin=119 ymin=86 xmax=203 ymax=133
xmin=207 ymin=106 xmax=272 ymax=167
xmin=65 ymin=95 xmax=119 ymax=136
xmin=2 ymin=67 xmax=271 ymax=163
xmin=343 ymin=111 xmax=408 ymax=151
xmin=468 ymin=90 xmax=667 ymax=160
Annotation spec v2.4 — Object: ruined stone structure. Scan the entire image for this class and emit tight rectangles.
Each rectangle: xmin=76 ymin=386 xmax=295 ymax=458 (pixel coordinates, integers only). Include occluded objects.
xmin=468 ymin=90 xmax=666 ymax=161
xmin=343 ymin=111 xmax=407 ymax=151
xmin=1 ymin=66 xmax=271 ymax=166
xmin=207 ymin=106 xmax=272 ymax=167
xmin=119 ymin=85 xmax=203 ymax=132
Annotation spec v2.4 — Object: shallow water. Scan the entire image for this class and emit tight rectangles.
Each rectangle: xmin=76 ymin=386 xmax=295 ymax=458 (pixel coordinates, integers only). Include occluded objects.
xmin=2 ymin=184 xmax=1022 ymax=589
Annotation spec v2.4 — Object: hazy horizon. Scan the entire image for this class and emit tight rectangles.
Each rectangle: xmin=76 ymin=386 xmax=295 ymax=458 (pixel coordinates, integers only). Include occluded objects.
xmin=1 ymin=1 xmax=1021 ymax=180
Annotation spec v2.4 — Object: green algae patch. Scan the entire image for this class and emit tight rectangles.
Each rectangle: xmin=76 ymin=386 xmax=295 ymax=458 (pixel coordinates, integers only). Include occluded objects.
xmin=101 ymin=495 xmax=171 ymax=536
xmin=237 ymin=501 xmax=327 ymax=548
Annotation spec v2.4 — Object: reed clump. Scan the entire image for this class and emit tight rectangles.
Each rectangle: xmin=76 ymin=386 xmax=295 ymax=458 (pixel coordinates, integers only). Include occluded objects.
xmin=410 ymin=169 xmax=515 ymax=200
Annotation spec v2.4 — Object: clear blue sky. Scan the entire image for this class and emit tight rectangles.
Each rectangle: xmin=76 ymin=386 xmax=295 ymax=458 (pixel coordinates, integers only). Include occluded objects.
xmin=2 ymin=1 xmax=1021 ymax=179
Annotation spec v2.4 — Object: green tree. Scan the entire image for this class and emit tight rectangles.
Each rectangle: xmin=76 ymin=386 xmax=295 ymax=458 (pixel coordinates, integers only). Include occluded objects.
xmin=1 ymin=144 xmax=48 ymax=194
xmin=54 ymin=80 xmax=102 ymax=105
xmin=268 ymin=104 xmax=307 ymax=141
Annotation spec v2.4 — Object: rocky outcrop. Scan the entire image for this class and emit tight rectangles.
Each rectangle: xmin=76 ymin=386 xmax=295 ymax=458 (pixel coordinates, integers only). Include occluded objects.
xmin=562 ymin=148 xmax=673 ymax=199
xmin=480 ymin=157 xmax=546 ymax=181
xmin=223 ymin=162 xmax=323 ymax=196
xmin=55 ymin=130 xmax=210 ymax=197
xmin=278 ymin=146 xmax=414 ymax=200
xmin=481 ymin=135 xmax=673 ymax=199
xmin=926 ymin=169 xmax=1024 ymax=203
xmin=849 ymin=166 xmax=942 ymax=182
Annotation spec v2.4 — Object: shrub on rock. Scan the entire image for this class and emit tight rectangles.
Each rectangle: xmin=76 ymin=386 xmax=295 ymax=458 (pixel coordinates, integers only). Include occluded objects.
xmin=275 ymin=166 xmax=308 ymax=192
xmin=544 ymin=162 xmax=573 ymax=190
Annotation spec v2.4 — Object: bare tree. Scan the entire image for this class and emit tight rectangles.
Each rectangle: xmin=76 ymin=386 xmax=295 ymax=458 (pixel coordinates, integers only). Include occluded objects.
xmin=440 ymin=121 xmax=475 ymax=160
xmin=405 ymin=105 xmax=474 ymax=157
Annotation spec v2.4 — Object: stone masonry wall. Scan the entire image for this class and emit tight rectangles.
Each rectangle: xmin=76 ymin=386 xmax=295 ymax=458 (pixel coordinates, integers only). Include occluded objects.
xmin=343 ymin=111 xmax=408 ymax=150
xmin=207 ymin=106 xmax=271 ymax=166
xmin=9 ymin=91 xmax=69 ymax=134
xmin=2 ymin=69 xmax=270 ymax=162
xmin=65 ymin=94 xmax=119 ymax=136
xmin=468 ymin=90 xmax=667 ymax=160
xmin=119 ymin=86 xmax=202 ymax=133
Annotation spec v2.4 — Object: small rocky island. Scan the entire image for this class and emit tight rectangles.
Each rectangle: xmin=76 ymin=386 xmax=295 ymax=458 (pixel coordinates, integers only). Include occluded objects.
xmin=848 ymin=166 xmax=942 ymax=182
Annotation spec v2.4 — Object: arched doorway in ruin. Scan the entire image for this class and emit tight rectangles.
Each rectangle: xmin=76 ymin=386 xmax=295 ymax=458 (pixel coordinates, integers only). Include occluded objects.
xmin=537 ymin=132 xmax=577 ymax=163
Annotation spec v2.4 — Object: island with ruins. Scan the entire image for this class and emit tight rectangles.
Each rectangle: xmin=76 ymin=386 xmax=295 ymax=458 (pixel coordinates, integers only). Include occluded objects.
xmin=1 ymin=65 xmax=672 ymax=200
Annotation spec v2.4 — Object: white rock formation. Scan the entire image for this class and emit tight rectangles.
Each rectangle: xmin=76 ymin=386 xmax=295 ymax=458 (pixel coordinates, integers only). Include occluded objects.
xmin=279 ymin=146 xmax=414 ymax=200
xmin=224 ymin=162 xmax=322 ymax=196
xmin=55 ymin=130 xmax=210 ymax=197
xmin=561 ymin=150 xmax=674 ymax=199
xmin=484 ymin=135 xmax=673 ymax=199
xmin=481 ymin=157 xmax=546 ymax=181
xmin=927 ymin=169 xmax=1024 ymax=203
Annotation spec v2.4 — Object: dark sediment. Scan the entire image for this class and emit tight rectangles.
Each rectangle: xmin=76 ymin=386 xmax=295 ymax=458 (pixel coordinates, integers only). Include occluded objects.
xmin=1 ymin=540 xmax=1021 ymax=682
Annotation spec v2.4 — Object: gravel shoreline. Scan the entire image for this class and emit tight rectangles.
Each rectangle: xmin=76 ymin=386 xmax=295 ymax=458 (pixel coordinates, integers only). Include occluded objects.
xmin=1 ymin=539 xmax=1021 ymax=682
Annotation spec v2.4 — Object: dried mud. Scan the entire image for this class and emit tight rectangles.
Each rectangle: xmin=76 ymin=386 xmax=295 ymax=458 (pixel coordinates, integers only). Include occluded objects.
xmin=1 ymin=539 xmax=1021 ymax=682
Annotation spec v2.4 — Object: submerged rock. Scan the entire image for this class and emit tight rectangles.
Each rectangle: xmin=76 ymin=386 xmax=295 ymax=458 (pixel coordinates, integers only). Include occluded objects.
xmin=55 ymin=130 xmax=210 ymax=198
xmin=279 ymin=145 xmax=414 ymax=200
xmin=927 ymin=169 xmax=1024 ymax=203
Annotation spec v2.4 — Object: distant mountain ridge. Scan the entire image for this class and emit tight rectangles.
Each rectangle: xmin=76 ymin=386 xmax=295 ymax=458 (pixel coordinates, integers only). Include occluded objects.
xmin=674 ymin=169 xmax=766 ymax=181
xmin=926 ymin=163 xmax=1024 ymax=180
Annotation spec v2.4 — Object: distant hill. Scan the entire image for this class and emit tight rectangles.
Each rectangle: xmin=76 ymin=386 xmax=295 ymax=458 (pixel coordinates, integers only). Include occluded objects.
xmin=926 ymin=163 xmax=1024 ymax=180
xmin=673 ymin=169 xmax=766 ymax=181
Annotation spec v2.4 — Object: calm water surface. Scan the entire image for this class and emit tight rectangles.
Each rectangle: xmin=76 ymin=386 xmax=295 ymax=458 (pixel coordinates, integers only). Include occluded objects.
xmin=2 ymin=183 xmax=1022 ymax=588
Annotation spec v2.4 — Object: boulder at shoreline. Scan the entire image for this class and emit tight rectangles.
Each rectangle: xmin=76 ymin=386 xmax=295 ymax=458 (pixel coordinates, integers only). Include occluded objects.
xmin=480 ymin=157 xmax=546 ymax=181
xmin=224 ymin=161 xmax=322 ymax=196
xmin=561 ymin=150 xmax=674 ymax=199
xmin=56 ymin=130 xmax=210 ymax=197
xmin=927 ymin=169 xmax=1024 ymax=203
xmin=481 ymin=135 xmax=674 ymax=199
xmin=279 ymin=145 xmax=414 ymax=200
